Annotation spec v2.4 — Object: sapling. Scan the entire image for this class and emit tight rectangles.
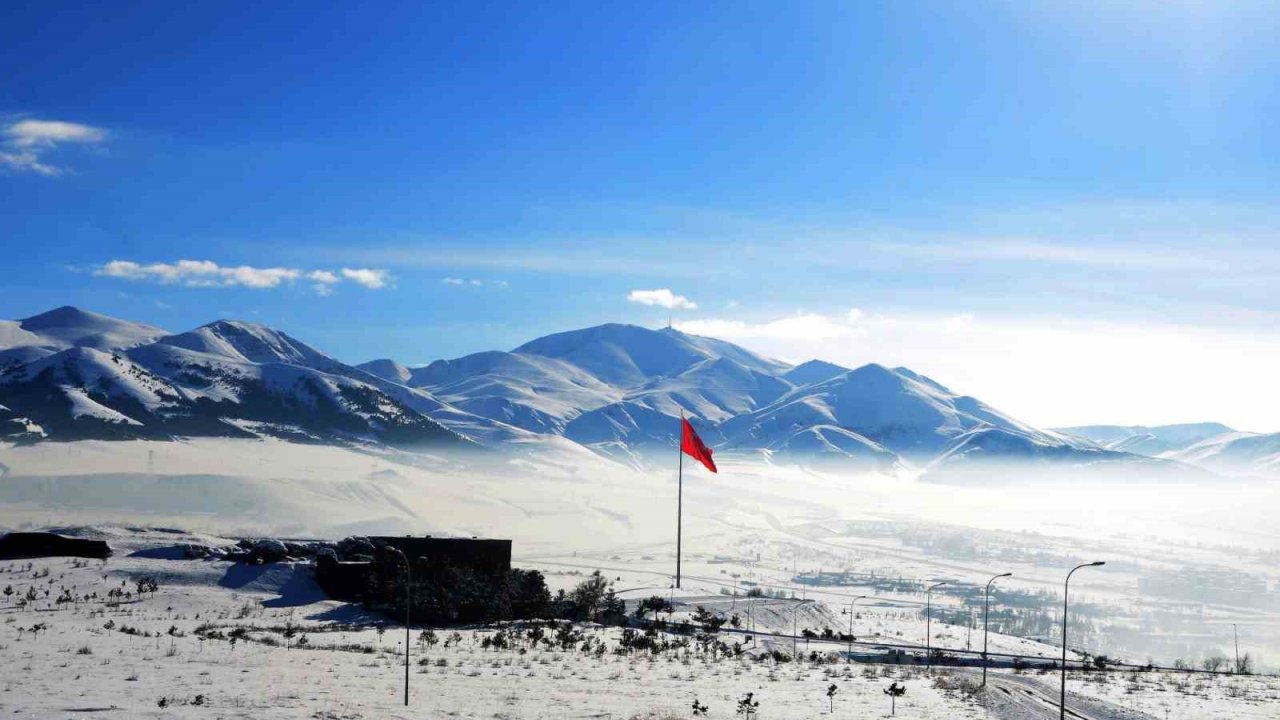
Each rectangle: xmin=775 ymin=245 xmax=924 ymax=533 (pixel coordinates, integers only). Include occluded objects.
xmin=884 ymin=681 xmax=906 ymax=715
xmin=826 ymin=683 xmax=838 ymax=713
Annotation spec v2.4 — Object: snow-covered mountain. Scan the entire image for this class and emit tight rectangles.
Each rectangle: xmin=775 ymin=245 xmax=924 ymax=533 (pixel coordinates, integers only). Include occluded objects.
xmin=1163 ymin=431 xmax=1280 ymax=478
xmin=1055 ymin=422 xmax=1234 ymax=456
xmin=1055 ymin=423 xmax=1279 ymax=478
xmin=0 ymin=306 xmax=1241 ymax=479
xmin=0 ymin=306 xmax=167 ymax=369
xmin=716 ymin=363 xmax=1123 ymax=475
xmin=0 ymin=309 xmax=476 ymax=449
xmin=359 ymin=322 xmax=1181 ymax=476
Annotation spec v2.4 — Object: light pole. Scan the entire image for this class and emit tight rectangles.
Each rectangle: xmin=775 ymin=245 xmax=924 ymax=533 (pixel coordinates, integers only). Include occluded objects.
xmin=842 ymin=595 xmax=868 ymax=662
xmin=925 ymin=581 xmax=947 ymax=668
xmin=793 ymin=597 xmax=801 ymax=657
xmin=390 ymin=548 xmax=412 ymax=707
xmin=966 ymin=607 xmax=972 ymax=651
xmin=1233 ymin=623 xmax=1240 ymax=673
xmin=982 ymin=572 xmax=1012 ymax=688
xmin=1060 ymin=562 xmax=1104 ymax=720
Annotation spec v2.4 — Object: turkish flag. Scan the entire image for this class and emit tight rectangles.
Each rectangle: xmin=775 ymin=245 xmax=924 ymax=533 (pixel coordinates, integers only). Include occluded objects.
xmin=681 ymin=417 xmax=717 ymax=473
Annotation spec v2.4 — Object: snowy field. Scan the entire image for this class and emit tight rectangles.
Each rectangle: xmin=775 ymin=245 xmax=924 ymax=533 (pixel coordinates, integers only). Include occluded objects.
xmin=0 ymin=544 xmax=992 ymax=719
xmin=2 ymin=438 xmax=1280 ymax=717
xmin=3 ymin=541 xmax=1277 ymax=719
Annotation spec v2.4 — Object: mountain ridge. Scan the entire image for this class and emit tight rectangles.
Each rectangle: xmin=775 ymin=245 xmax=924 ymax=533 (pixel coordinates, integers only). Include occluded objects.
xmin=0 ymin=306 xmax=1258 ymax=479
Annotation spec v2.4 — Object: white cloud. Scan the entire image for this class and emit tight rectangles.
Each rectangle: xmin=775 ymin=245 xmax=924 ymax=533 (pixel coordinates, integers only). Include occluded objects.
xmin=92 ymin=259 xmax=391 ymax=292
xmin=1 ymin=118 xmax=107 ymax=175
xmin=846 ymin=307 xmax=864 ymax=323
xmin=943 ymin=313 xmax=976 ymax=333
xmin=341 ymin=268 xmax=391 ymax=289
xmin=677 ymin=313 xmax=857 ymax=342
xmin=627 ymin=288 xmax=697 ymax=310
xmin=440 ymin=277 xmax=508 ymax=289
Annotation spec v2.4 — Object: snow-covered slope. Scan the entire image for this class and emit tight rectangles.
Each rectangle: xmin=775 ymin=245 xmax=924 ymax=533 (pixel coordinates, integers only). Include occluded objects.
xmin=412 ymin=350 xmax=622 ymax=434
xmin=514 ymin=324 xmax=789 ymax=387
xmin=1053 ymin=423 xmax=1280 ymax=478
xmin=0 ymin=402 xmax=45 ymax=441
xmin=564 ymin=356 xmax=795 ymax=452
xmin=1164 ymin=431 xmax=1280 ymax=478
xmin=0 ymin=309 xmax=471 ymax=448
xmin=1056 ymin=422 xmax=1235 ymax=454
xmin=721 ymin=364 xmax=1087 ymax=459
xmin=781 ymin=359 xmax=849 ymax=387
xmin=390 ymin=325 xmax=795 ymax=451
xmin=8 ymin=305 xmax=167 ymax=352
xmin=355 ymin=358 xmax=412 ymax=384
xmin=0 ymin=306 xmax=169 ymax=369
xmin=156 ymin=320 xmax=339 ymax=368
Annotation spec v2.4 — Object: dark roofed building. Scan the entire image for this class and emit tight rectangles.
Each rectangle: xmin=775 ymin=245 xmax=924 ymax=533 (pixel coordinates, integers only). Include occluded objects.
xmin=315 ymin=535 xmax=511 ymax=602
xmin=0 ymin=532 xmax=112 ymax=560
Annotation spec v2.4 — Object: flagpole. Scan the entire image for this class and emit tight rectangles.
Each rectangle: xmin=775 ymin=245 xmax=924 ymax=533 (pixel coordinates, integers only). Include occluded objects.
xmin=676 ymin=411 xmax=684 ymax=589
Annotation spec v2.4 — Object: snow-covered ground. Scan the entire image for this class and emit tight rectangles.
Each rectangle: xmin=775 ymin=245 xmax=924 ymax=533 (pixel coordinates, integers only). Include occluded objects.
xmin=3 ymin=436 xmax=1280 ymax=718
xmin=1058 ymin=667 xmax=1280 ymax=720
xmin=4 ymin=537 xmax=1277 ymax=719
xmin=0 ymin=543 xmax=995 ymax=719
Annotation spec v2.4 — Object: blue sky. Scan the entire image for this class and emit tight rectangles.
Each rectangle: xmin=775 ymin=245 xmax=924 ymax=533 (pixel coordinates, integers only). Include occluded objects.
xmin=2 ymin=1 xmax=1279 ymax=428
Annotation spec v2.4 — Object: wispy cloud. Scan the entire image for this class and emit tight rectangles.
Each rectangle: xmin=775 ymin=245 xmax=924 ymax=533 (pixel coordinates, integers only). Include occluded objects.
xmin=627 ymin=288 xmax=697 ymax=310
xmin=677 ymin=313 xmax=860 ymax=343
xmin=1 ymin=118 xmax=107 ymax=175
xmin=340 ymin=268 xmax=391 ymax=289
xmin=440 ymin=277 xmax=506 ymax=288
xmin=91 ymin=259 xmax=391 ymax=294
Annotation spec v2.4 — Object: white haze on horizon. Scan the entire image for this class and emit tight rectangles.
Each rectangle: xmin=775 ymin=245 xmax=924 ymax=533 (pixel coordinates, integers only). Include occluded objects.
xmin=677 ymin=311 xmax=1280 ymax=433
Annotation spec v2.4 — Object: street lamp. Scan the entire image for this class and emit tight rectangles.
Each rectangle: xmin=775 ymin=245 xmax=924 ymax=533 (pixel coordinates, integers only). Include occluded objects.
xmin=390 ymin=548 xmax=413 ymax=707
xmin=1233 ymin=623 xmax=1240 ymax=674
xmin=1060 ymin=561 xmax=1104 ymax=720
xmin=841 ymin=595 xmax=868 ymax=662
xmin=982 ymin=572 xmax=1012 ymax=688
xmin=793 ymin=597 xmax=802 ymax=657
xmin=925 ymin=581 xmax=947 ymax=668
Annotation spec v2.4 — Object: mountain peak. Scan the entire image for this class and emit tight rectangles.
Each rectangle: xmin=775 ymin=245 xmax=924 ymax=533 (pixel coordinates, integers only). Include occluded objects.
xmin=16 ymin=305 xmax=168 ymax=352
xmin=782 ymin=359 xmax=849 ymax=387
xmin=158 ymin=319 xmax=331 ymax=366
xmin=513 ymin=322 xmax=787 ymax=387
xmin=356 ymin=358 xmax=413 ymax=384
xmin=20 ymin=305 xmax=99 ymax=328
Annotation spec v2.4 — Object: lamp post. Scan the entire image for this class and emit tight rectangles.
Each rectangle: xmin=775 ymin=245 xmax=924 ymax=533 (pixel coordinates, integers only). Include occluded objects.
xmin=842 ymin=595 xmax=868 ymax=662
xmin=925 ymin=581 xmax=947 ymax=668
xmin=1060 ymin=562 xmax=1104 ymax=720
xmin=793 ymin=597 xmax=801 ymax=657
xmin=982 ymin=572 xmax=1012 ymax=688
xmin=390 ymin=548 xmax=412 ymax=707
xmin=1233 ymin=623 xmax=1240 ymax=674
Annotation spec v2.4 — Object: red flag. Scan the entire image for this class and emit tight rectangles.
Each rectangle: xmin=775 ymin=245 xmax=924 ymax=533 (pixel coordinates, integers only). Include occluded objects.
xmin=681 ymin=417 xmax=717 ymax=473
